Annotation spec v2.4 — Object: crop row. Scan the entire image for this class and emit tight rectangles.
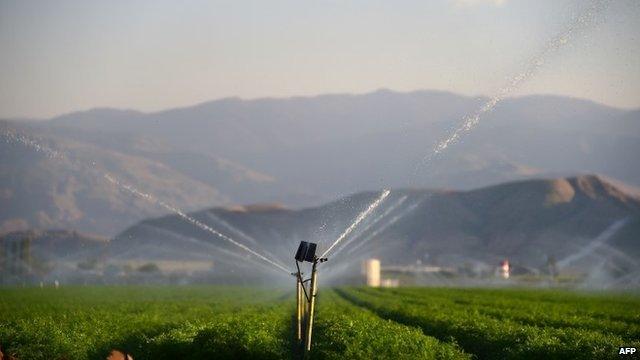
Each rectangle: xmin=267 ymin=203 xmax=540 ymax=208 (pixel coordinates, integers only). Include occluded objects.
xmin=382 ymin=287 xmax=640 ymax=324
xmin=310 ymin=290 xmax=471 ymax=360
xmin=0 ymin=286 xmax=291 ymax=360
xmin=3 ymin=286 xmax=638 ymax=359
xmin=136 ymin=305 xmax=293 ymax=360
xmin=359 ymin=287 xmax=640 ymax=340
xmin=338 ymin=288 xmax=640 ymax=360
xmin=0 ymin=286 xmax=471 ymax=360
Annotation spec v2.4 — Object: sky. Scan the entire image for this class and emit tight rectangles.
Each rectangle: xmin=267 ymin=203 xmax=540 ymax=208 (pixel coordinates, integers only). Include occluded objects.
xmin=0 ymin=0 xmax=638 ymax=119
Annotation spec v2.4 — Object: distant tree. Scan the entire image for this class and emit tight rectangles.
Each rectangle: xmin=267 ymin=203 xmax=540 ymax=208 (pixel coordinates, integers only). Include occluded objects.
xmin=137 ymin=262 xmax=160 ymax=273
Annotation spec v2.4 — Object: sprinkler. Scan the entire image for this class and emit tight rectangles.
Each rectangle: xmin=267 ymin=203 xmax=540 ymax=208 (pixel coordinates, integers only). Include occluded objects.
xmin=293 ymin=241 xmax=327 ymax=353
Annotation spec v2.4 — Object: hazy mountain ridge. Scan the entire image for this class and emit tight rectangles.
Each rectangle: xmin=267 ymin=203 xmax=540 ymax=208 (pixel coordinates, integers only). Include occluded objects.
xmin=111 ymin=175 xmax=640 ymax=280
xmin=0 ymin=121 xmax=276 ymax=236
xmin=4 ymin=175 xmax=638 ymax=285
xmin=48 ymin=89 xmax=638 ymax=195
xmin=2 ymin=90 xmax=639 ymax=237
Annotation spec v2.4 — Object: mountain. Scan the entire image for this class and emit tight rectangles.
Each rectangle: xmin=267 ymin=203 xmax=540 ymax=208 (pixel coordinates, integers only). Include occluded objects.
xmin=2 ymin=90 xmax=639 ymax=236
xmin=109 ymin=175 xmax=640 ymax=284
xmin=46 ymin=90 xmax=640 ymax=193
xmin=0 ymin=121 xmax=276 ymax=236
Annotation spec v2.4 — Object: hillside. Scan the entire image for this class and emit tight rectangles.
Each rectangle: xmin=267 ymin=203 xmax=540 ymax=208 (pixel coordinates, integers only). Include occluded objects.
xmin=46 ymin=90 xmax=640 ymax=194
xmin=0 ymin=121 xmax=277 ymax=236
xmin=110 ymin=175 xmax=640 ymax=283
xmin=2 ymin=90 xmax=639 ymax=236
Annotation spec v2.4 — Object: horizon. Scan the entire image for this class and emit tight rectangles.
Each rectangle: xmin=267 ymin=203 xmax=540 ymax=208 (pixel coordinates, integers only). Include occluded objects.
xmin=5 ymin=88 xmax=639 ymax=121
xmin=1 ymin=0 xmax=639 ymax=118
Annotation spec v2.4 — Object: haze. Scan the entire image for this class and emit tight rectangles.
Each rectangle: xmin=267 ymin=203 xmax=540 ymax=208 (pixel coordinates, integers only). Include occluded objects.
xmin=1 ymin=0 xmax=639 ymax=119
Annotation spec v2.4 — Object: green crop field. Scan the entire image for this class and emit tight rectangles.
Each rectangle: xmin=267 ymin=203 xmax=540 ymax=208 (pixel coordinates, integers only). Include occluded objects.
xmin=0 ymin=286 xmax=638 ymax=359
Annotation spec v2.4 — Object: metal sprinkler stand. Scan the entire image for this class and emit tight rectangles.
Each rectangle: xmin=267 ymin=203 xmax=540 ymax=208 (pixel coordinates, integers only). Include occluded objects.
xmin=294 ymin=241 xmax=327 ymax=354
xmin=293 ymin=268 xmax=306 ymax=343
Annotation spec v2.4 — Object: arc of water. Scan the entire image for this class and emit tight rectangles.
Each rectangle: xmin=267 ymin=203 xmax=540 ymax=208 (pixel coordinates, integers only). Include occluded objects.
xmin=560 ymin=240 xmax=639 ymax=271
xmin=596 ymin=243 xmax=640 ymax=267
xmin=328 ymin=0 xmax=612 ymax=277
xmin=103 ymin=174 xmax=291 ymax=274
xmin=420 ymin=0 xmax=610 ymax=166
xmin=2 ymin=129 xmax=290 ymax=275
xmin=612 ymin=269 xmax=640 ymax=287
xmin=320 ymin=189 xmax=391 ymax=258
xmin=347 ymin=200 xmax=421 ymax=256
xmin=331 ymin=195 xmax=408 ymax=258
xmin=326 ymin=1 xmax=613 ymax=279
xmin=202 ymin=211 xmax=289 ymax=270
xmin=557 ymin=218 xmax=629 ymax=269
xmin=2 ymin=130 xmax=63 ymax=159
xmin=143 ymin=222 xmax=293 ymax=274
xmin=57 ymin=223 xmax=217 ymax=263
xmin=136 ymin=223 xmax=249 ymax=261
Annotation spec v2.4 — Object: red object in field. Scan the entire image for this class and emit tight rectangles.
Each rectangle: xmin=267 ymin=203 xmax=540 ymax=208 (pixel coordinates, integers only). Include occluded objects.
xmin=499 ymin=260 xmax=510 ymax=279
xmin=500 ymin=260 xmax=510 ymax=271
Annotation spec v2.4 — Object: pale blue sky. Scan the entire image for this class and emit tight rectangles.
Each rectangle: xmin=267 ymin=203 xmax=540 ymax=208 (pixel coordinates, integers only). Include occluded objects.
xmin=0 ymin=0 xmax=638 ymax=118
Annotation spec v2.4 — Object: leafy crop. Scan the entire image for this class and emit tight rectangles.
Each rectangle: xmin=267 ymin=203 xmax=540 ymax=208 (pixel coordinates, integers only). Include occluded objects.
xmin=0 ymin=286 xmax=291 ymax=360
xmin=0 ymin=286 xmax=637 ymax=359
xmin=310 ymin=290 xmax=470 ymax=359
xmin=337 ymin=287 xmax=640 ymax=360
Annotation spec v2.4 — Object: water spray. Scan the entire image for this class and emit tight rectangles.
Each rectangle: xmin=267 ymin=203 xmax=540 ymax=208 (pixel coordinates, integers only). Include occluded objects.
xmin=347 ymin=200 xmax=422 ymax=256
xmin=134 ymin=223 xmax=287 ymax=274
xmin=2 ymin=129 xmax=290 ymax=276
xmin=104 ymin=174 xmax=291 ymax=274
xmin=320 ymin=189 xmax=391 ymax=259
xmin=322 ymin=0 xmax=612 ymax=279
xmin=289 ymin=190 xmax=390 ymax=353
xmin=203 ymin=211 xmax=286 ymax=267
xmin=557 ymin=217 xmax=629 ymax=269
xmin=330 ymin=195 xmax=408 ymax=258
xmin=420 ymin=0 xmax=610 ymax=166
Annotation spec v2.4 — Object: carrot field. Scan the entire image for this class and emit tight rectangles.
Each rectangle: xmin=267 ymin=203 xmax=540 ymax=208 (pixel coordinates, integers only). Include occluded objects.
xmin=0 ymin=286 xmax=638 ymax=359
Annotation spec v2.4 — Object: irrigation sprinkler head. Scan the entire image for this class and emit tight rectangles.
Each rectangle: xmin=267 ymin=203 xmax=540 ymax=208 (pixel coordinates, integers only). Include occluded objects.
xmin=295 ymin=241 xmax=317 ymax=263
xmin=293 ymin=241 xmax=328 ymax=353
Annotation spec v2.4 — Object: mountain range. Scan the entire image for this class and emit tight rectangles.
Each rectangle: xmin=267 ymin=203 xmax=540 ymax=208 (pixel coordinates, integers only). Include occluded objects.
xmin=110 ymin=175 xmax=640 ymax=284
xmin=2 ymin=174 xmax=632 ymax=285
xmin=1 ymin=89 xmax=639 ymax=236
